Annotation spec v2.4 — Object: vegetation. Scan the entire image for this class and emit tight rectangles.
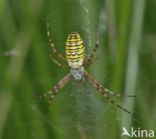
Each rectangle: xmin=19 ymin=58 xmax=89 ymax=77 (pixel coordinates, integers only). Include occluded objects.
xmin=0 ymin=0 xmax=156 ymax=139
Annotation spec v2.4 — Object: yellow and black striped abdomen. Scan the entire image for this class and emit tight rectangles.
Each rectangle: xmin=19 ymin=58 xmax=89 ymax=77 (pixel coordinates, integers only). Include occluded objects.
xmin=66 ymin=32 xmax=85 ymax=69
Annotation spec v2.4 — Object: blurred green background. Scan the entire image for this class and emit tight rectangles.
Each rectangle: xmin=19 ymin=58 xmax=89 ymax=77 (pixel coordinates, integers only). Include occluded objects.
xmin=0 ymin=0 xmax=156 ymax=139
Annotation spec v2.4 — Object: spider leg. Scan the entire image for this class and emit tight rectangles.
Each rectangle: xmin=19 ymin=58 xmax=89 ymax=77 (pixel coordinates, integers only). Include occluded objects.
xmin=34 ymin=73 xmax=71 ymax=106
xmin=84 ymin=71 xmax=132 ymax=114
xmin=49 ymin=53 xmax=68 ymax=68
xmin=46 ymin=17 xmax=66 ymax=61
xmin=101 ymin=87 xmax=136 ymax=98
xmin=84 ymin=31 xmax=99 ymax=67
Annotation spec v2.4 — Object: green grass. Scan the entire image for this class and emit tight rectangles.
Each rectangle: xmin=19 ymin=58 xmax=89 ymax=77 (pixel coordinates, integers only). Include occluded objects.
xmin=1 ymin=0 xmax=156 ymax=139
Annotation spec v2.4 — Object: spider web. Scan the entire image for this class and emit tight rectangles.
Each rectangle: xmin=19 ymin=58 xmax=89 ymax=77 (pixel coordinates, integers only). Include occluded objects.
xmin=33 ymin=80 xmax=121 ymax=139
xmin=1 ymin=0 xmax=153 ymax=139
xmin=31 ymin=2 xmax=139 ymax=139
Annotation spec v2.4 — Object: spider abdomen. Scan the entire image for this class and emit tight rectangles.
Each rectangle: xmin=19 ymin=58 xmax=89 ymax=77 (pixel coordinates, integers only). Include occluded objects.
xmin=66 ymin=32 xmax=85 ymax=69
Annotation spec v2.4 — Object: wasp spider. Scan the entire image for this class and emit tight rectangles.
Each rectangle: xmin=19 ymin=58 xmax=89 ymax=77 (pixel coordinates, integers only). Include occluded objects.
xmin=35 ymin=19 xmax=135 ymax=114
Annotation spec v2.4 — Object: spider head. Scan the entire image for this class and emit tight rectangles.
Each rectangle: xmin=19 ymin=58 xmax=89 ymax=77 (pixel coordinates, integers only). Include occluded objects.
xmin=70 ymin=67 xmax=84 ymax=80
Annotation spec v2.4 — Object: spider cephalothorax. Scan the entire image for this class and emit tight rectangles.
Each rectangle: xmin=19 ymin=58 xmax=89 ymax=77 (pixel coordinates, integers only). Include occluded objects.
xmin=35 ymin=19 xmax=135 ymax=114
xmin=70 ymin=67 xmax=84 ymax=80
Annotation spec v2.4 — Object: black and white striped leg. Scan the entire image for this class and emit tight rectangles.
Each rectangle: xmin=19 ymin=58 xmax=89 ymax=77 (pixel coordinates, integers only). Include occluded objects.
xmin=84 ymin=71 xmax=132 ymax=114
xmin=34 ymin=73 xmax=71 ymax=106
xmin=84 ymin=32 xmax=99 ymax=67
xmin=46 ymin=17 xmax=66 ymax=61
xmin=49 ymin=53 xmax=68 ymax=68
xmin=102 ymin=88 xmax=136 ymax=98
